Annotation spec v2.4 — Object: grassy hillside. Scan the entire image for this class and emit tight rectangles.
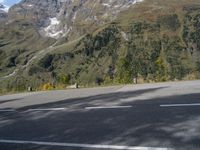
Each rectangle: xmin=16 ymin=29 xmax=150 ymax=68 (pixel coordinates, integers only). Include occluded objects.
xmin=0 ymin=20 xmax=55 ymax=76
xmin=1 ymin=0 xmax=200 ymax=93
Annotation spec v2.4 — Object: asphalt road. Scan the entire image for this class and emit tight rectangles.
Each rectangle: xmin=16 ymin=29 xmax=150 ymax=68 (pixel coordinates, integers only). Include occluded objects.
xmin=0 ymin=80 xmax=200 ymax=150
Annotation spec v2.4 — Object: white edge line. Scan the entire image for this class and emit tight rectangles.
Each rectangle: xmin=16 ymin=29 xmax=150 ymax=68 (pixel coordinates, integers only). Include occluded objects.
xmin=160 ymin=103 xmax=200 ymax=107
xmin=85 ymin=106 xmax=133 ymax=110
xmin=0 ymin=139 xmax=172 ymax=150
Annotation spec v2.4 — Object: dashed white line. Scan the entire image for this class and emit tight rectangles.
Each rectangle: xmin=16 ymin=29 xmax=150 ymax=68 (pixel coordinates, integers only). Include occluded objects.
xmin=0 ymin=139 xmax=172 ymax=150
xmin=27 ymin=108 xmax=67 ymax=111
xmin=85 ymin=106 xmax=133 ymax=110
xmin=160 ymin=103 xmax=200 ymax=107
xmin=0 ymin=109 xmax=16 ymax=112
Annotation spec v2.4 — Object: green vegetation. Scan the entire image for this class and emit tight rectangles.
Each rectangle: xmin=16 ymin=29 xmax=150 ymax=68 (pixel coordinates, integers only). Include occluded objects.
xmin=1 ymin=0 xmax=200 ymax=93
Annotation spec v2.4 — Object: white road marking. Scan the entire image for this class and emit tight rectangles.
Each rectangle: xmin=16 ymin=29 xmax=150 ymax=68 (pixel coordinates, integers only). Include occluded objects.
xmin=27 ymin=108 xmax=67 ymax=111
xmin=85 ymin=106 xmax=133 ymax=110
xmin=0 ymin=139 xmax=172 ymax=150
xmin=0 ymin=109 xmax=16 ymax=112
xmin=160 ymin=103 xmax=200 ymax=107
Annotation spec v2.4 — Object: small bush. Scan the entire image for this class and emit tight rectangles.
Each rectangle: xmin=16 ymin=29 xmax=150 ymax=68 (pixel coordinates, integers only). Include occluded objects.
xmin=42 ymin=83 xmax=54 ymax=91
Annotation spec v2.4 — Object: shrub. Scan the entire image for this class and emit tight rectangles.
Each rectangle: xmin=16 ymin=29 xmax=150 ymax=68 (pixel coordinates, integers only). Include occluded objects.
xmin=38 ymin=54 xmax=54 ymax=69
xmin=158 ymin=14 xmax=180 ymax=31
xmin=57 ymin=74 xmax=70 ymax=85
xmin=42 ymin=83 xmax=54 ymax=91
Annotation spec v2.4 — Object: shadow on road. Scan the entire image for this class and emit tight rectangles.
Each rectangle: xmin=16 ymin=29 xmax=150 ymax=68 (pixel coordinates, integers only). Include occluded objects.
xmin=0 ymin=98 xmax=22 ymax=105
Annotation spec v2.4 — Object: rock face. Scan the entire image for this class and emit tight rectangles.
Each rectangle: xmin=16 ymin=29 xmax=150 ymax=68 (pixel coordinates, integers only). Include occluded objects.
xmin=8 ymin=0 xmax=143 ymax=39
xmin=0 ymin=3 xmax=9 ymax=12
xmin=0 ymin=4 xmax=8 ymax=22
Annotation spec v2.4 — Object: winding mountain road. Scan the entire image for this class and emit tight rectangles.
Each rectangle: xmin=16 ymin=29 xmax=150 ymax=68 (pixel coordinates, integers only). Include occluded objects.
xmin=0 ymin=35 xmax=85 ymax=80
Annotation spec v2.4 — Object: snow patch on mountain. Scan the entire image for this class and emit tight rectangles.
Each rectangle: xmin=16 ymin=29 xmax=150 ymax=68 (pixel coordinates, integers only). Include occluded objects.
xmin=43 ymin=17 xmax=63 ymax=38
xmin=41 ymin=17 xmax=73 ymax=39
xmin=49 ymin=18 xmax=60 ymax=26
xmin=102 ymin=3 xmax=111 ymax=7
xmin=101 ymin=0 xmax=143 ymax=9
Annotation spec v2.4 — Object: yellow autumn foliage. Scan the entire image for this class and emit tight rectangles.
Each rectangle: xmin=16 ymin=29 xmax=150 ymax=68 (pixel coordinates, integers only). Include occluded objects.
xmin=42 ymin=83 xmax=54 ymax=91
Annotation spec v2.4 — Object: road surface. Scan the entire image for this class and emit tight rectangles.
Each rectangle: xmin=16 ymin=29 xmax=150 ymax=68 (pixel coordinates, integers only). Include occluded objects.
xmin=0 ymin=80 xmax=200 ymax=150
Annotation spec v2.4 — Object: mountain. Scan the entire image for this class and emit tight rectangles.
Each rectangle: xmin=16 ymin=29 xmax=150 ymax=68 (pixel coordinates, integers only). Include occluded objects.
xmin=0 ymin=4 xmax=8 ymax=22
xmin=9 ymin=0 xmax=143 ymax=39
xmin=0 ymin=3 xmax=9 ymax=12
xmin=0 ymin=0 xmax=200 ymax=93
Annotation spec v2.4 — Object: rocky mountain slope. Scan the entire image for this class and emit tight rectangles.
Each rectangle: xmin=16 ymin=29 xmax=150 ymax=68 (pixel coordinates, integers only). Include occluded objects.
xmin=9 ymin=0 xmax=143 ymax=39
xmin=0 ymin=4 xmax=8 ymax=22
xmin=0 ymin=3 xmax=8 ymax=12
xmin=1 ymin=0 xmax=200 ymax=93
